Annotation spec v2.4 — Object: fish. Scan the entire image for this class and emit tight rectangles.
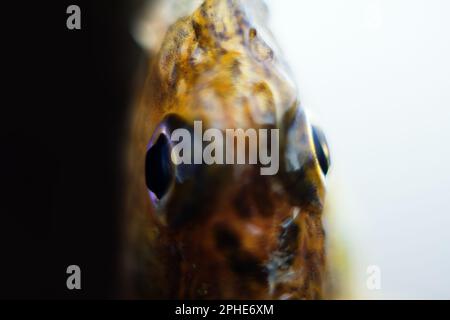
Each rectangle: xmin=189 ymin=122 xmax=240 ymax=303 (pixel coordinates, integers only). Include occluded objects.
xmin=123 ymin=0 xmax=331 ymax=299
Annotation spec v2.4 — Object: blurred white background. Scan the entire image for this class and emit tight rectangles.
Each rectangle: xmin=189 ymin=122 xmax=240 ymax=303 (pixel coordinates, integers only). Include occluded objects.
xmin=265 ymin=0 xmax=450 ymax=299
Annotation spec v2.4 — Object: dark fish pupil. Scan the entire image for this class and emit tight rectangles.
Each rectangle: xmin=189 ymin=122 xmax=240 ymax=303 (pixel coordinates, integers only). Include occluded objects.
xmin=312 ymin=126 xmax=330 ymax=175
xmin=145 ymin=135 xmax=173 ymax=199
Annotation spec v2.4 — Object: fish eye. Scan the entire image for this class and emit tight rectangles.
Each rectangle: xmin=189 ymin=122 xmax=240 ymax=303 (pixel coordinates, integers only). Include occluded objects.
xmin=145 ymin=134 xmax=174 ymax=200
xmin=311 ymin=125 xmax=330 ymax=175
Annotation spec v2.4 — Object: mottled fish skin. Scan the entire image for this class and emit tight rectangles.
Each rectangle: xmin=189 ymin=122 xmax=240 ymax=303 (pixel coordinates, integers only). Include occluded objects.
xmin=123 ymin=0 xmax=328 ymax=299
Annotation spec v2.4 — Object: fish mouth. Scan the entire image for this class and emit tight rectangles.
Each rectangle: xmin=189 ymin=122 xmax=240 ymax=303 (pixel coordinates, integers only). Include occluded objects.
xmin=162 ymin=204 xmax=325 ymax=299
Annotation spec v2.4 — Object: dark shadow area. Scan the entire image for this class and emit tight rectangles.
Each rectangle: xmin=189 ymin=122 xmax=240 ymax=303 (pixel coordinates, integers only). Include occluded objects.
xmin=0 ymin=0 xmax=146 ymax=298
